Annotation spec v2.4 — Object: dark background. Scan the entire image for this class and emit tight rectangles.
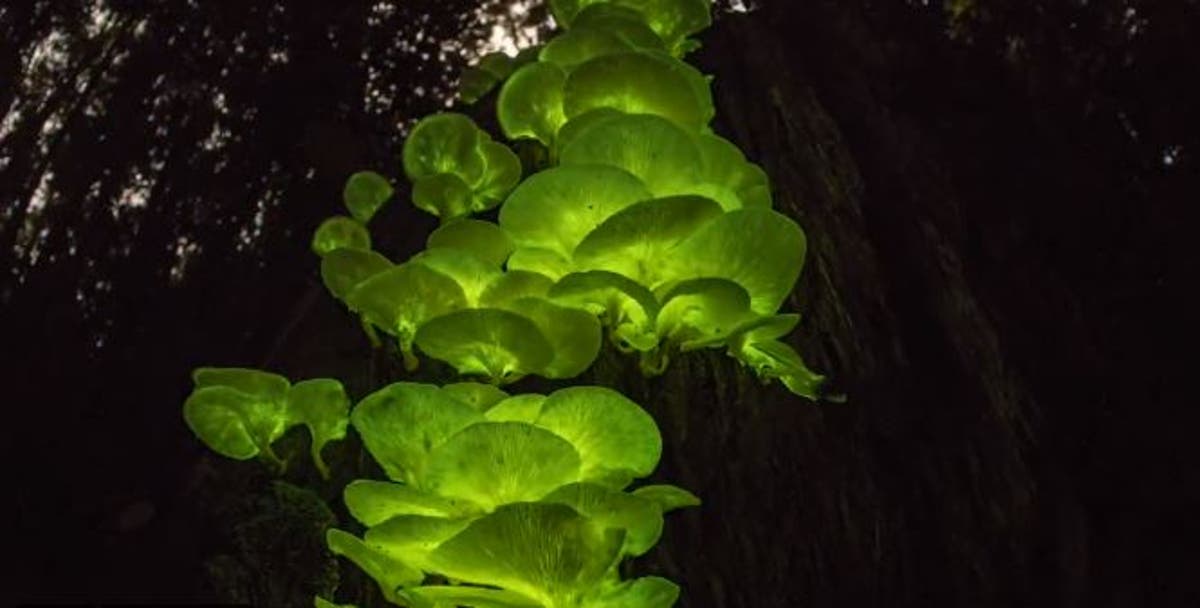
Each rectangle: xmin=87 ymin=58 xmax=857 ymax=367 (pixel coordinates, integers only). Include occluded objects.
xmin=3 ymin=0 xmax=1196 ymax=606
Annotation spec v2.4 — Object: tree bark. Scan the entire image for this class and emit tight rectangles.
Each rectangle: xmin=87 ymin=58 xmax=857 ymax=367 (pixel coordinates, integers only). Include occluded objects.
xmin=575 ymin=4 xmax=1149 ymax=607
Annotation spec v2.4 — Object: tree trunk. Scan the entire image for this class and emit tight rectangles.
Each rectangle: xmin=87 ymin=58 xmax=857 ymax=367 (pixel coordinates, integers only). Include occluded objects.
xmin=572 ymin=3 xmax=1187 ymax=607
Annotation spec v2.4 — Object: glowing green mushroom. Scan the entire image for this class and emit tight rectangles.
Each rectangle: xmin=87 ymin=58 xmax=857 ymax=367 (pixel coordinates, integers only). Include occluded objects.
xmin=426 ymin=502 xmax=624 ymax=606
xmin=184 ymin=368 xmax=290 ymax=465
xmin=409 ymin=246 xmax=503 ymax=306
xmin=459 ymin=68 xmax=503 ymax=108
xmin=364 ymin=513 xmax=474 ymax=574
xmin=412 ymin=172 xmax=474 ymax=219
xmin=549 ymin=0 xmax=711 ymax=57
xmin=549 ymin=270 xmax=660 ymax=352
xmin=498 ymin=164 xmax=651 ymax=259
xmin=570 ymin=4 xmax=670 ymax=50
xmin=458 ymin=51 xmax=517 ymax=104
xmin=399 ymin=585 xmax=542 ymax=608
xmin=631 ymin=484 xmax=702 ymax=513
xmin=343 ymin=479 xmax=474 ymax=526
xmin=441 ymin=381 xmax=511 ymax=413
xmin=475 ymin=140 xmax=524 ymax=209
xmin=313 ymin=596 xmax=356 ymax=608
xmin=563 ymin=50 xmax=713 ymax=131
xmin=558 ymin=113 xmax=702 ymax=196
xmin=553 ymin=107 xmax=625 ymax=158
xmin=531 ymin=386 xmax=662 ymax=486
xmin=693 ymin=132 xmax=760 ymax=191
xmin=585 ymin=576 xmax=681 ymax=608
xmin=540 ymin=4 xmax=668 ymax=70
xmin=558 ymin=112 xmax=772 ymax=209
xmin=737 ymin=163 xmax=773 ymax=208
xmin=689 ymin=311 xmax=798 ymax=351
xmin=330 ymin=384 xmax=692 ymax=606
xmin=414 ymin=308 xmax=554 ymax=384
xmin=326 ymin=528 xmax=422 ymax=602
xmin=497 ymin=296 xmax=602 ymax=379
xmin=184 ymin=368 xmax=351 ymax=475
xmin=713 ymin=314 xmax=825 ymax=399
xmin=350 ymin=382 xmax=484 ymax=484
xmin=541 ymin=482 xmax=664 ymax=557
xmin=311 ymin=216 xmax=371 ymax=256
xmin=403 ymin=113 xmax=486 ymax=184
xmin=483 ymin=393 xmax=547 ymax=423
xmin=733 ymin=338 xmax=826 ymax=400
xmin=183 ymin=385 xmax=286 ymax=463
xmin=342 ymin=170 xmax=394 ymax=224
xmin=572 ymin=194 xmax=724 ymax=288
xmin=506 ymin=246 xmax=575 ymax=281
xmin=426 ymin=218 xmax=515 ymax=269
xmin=285 ymin=378 xmax=351 ymax=479
xmin=319 ymin=247 xmax=394 ymax=347
xmin=423 ymin=422 xmax=583 ymax=510
xmin=671 ymin=207 xmax=808 ymax=315
xmin=479 ymin=270 xmax=555 ymax=308
xmin=345 ymin=262 xmax=468 ymax=370
xmin=497 ymin=61 xmax=568 ymax=146
xmin=540 ymin=27 xmax=637 ymax=71
xmin=193 ymin=366 xmax=290 ymax=399
xmin=319 ymin=247 xmax=393 ymax=302
xmin=404 ymin=113 xmax=520 ymax=220
xmin=692 ymin=132 xmax=773 ymax=210
xmin=654 ymin=277 xmax=755 ymax=350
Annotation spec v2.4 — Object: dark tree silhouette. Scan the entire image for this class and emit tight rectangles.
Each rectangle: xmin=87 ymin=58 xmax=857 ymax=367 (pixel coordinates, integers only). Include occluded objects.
xmin=4 ymin=0 xmax=1195 ymax=606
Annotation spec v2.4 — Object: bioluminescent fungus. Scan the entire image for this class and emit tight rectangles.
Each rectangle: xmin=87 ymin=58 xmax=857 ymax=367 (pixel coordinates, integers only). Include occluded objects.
xmin=499 ymin=61 xmax=569 ymax=146
xmin=426 ymin=217 xmax=516 ymax=268
xmin=325 ymin=383 xmax=695 ymax=606
xmin=550 ymin=0 xmax=712 ymax=57
xmin=402 ymin=113 xmax=521 ymax=220
xmin=341 ymin=170 xmax=394 ymax=224
xmin=183 ymin=368 xmax=349 ymax=478
xmin=186 ymin=1 xmax=833 ymax=605
xmin=499 ymin=164 xmax=651 ymax=259
xmin=310 ymin=215 xmax=371 ymax=256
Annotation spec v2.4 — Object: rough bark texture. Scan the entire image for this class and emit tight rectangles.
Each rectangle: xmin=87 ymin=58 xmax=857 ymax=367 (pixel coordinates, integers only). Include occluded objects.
xmin=581 ymin=3 xmax=1193 ymax=607
xmin=580 ymin=12 xmax=1042 ymax=607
